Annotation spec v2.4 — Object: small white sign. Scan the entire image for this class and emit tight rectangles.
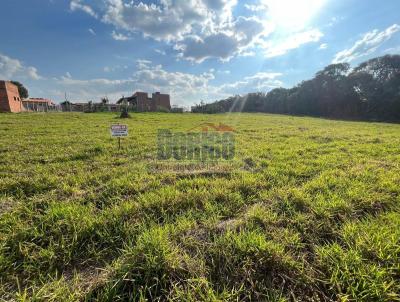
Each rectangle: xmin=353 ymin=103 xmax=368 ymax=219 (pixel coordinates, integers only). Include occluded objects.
xmin=111 ymin=124 xmax=128 ymax=137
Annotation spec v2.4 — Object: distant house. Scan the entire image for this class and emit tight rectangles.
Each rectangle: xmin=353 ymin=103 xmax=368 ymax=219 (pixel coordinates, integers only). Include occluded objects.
xmin=118 ymin=91 xmax=171 ymax=112
xmin=22 ymin=98 xmax=58 ymax=112
xmin=171 ymin=105 xmax=184 ymax=113
xmin=0 ymin=81 xmax=58 ymax=113
xmin=60 ymin=101 xmax=87 ymax=112
xmin=60 ymin=101 xmax=121 ymax=112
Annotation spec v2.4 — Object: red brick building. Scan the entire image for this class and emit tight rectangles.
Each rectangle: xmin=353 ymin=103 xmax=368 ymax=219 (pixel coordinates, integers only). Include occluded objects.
xmin=0 ymin=81 xmax=58 ymax=113
xmin=151 ymin=92 xmax=171 ymax=111
xmin=134 ymin=92 xmax=152 ymax=111
xmin=119 ymin=91 xmax=171 ymax=112
xmin=0 ymin=81 xmax=23 ymax=113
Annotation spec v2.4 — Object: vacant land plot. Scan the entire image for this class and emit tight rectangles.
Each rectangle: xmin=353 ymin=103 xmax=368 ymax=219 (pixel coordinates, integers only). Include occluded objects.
xmin=0 ymin=112 xmax=399 ymax=301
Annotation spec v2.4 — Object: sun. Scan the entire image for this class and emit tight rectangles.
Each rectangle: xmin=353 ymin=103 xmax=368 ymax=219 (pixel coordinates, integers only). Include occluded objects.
xmin=262 ymin=0 xmax=326 ymax=30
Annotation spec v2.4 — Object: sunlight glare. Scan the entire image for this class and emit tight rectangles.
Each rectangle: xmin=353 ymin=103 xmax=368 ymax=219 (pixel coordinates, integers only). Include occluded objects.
xmin=262 ymin=0 xmax=326 ymax=30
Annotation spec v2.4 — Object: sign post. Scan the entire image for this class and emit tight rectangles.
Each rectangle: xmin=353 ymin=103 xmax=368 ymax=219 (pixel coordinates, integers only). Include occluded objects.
xmin=111 ymin=124 xmax=128 ymax=150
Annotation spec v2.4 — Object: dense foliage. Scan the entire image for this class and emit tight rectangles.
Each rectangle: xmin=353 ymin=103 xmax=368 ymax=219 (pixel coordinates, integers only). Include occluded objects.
xmin=0 ymin=113 xmax=399 ymax=301
xmin=193 ymin=55 xmax=400 ymax=122
xmin=10 ymin=81 xmax=29 ymax=99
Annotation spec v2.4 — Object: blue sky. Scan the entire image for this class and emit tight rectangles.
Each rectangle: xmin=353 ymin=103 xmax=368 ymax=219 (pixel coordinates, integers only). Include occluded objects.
xmin=0 ymin=0 xmax=399 ymax=106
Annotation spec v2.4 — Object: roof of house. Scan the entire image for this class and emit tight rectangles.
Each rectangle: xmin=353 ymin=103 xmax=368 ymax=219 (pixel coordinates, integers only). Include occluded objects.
xmin=23 ymin=98 xmax=55 ymax=105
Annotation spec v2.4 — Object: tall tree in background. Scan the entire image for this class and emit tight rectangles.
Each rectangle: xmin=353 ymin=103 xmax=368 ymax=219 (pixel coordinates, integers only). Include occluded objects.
xmin=194 ymin=55 xmax=400 ymax=122
xmin=349 ymin=55 xmax=400 ymax=120
xmin=11 ymin=81 xmax=29 ymax=99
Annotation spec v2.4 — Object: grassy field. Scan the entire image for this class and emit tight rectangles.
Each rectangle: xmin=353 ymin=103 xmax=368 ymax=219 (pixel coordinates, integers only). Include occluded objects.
xmin=0 ymin=112 xmax=399 ymax=301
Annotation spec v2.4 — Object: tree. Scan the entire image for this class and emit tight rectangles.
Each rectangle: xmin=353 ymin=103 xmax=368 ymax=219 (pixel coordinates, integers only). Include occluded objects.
xmin=313 ymin=63 xmax=351 ymax=117
xmin=120 ymin=99 xmax=131 ymax=118
xmin=11 ymin=81 xmax=28 ymax=99
xmin=349 ymin=55 xmax=400 ymax=120
xmin=191 ymin=54 xmax=400 ymax=122
xmin=100 ymin=97 xmax=109 ymax=112
xmin=353 ymin=55 xmax=400 ymax=84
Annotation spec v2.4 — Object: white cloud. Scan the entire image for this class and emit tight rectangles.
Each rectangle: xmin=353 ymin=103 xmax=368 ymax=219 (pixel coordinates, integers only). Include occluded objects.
xmin=54 ymin=59 xmax=282 ymax=104
xmin=219 ymin=72 xmax=283 ymax=93
xmin=55 ymin=60 xmax=220 ymax=104
xmin=102 ymin=0 xmax=210 ymax=42
xmin=383 ymin=46 xmax=400 ymax=54
xmin=69 ymin=0 xmax=278 ymax=62
xmin=244 ymin=3 xmax=268 ymax=12
xmin=319 ymin=43 xmax=328 ymax=50
xmin=333 ymin=24 xmax=400 ymax=63
xmin=26 ymin=67 xmax=41 ymax=80
xmin=56 ymin=76 xmax=135 ymax=101
xmin=175 ymin=16 xmax=268 ymax=62
xmin=136 ymin=59 xmax=152 ymax=69
xmin=263 ymin=29 xmax=323 ymax=58
xmin=155 ymin=49 xmax=166 ymax=56
xmin=131 ymin=60 xmax=224 ymax=103
xmin=69 ymin=0 xmax=327 ymax=62
xmin=175 ymin=33 xmax=240 ymax=63
xmin=104 ymin=65 xmax=129 ymax=72
xmin=327 ymin=16 xmax=341 ymax=27
xmin=0 ymin=53 xmax=42 ymax=80
xmin=88 ymin=28 xmax=96 ymax=35
xmin=111 ymin=31 xmax=131 ymax=41
xmin=70 ymin=0 xmax=98 ymax=18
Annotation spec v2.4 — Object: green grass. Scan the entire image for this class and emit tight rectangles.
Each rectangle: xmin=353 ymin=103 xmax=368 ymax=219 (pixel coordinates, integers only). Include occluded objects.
xmin=0 ymin=112 xmax=399 ymax=301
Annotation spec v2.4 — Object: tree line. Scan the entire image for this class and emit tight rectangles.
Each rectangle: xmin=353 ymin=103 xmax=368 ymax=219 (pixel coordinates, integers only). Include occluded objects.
xmin=192 ymin=55 xmax=400 ymax=122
